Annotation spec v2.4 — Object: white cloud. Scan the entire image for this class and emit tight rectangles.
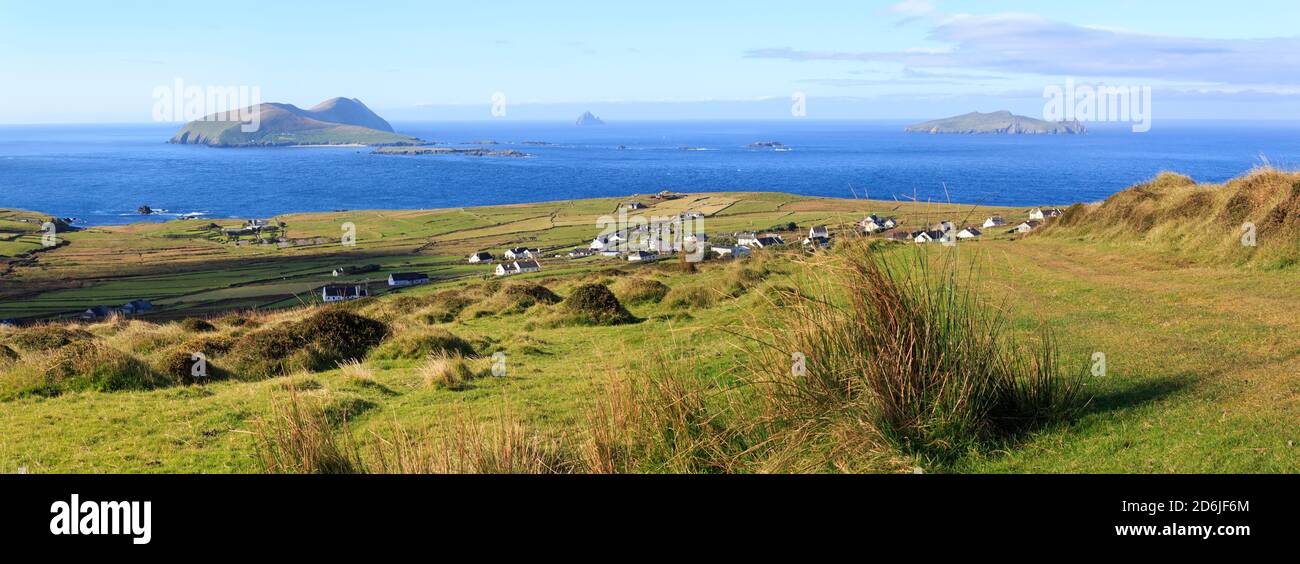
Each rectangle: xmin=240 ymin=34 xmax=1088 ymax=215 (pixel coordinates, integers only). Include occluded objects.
xmin=747 ymin=12 xmax=1300 ymax=86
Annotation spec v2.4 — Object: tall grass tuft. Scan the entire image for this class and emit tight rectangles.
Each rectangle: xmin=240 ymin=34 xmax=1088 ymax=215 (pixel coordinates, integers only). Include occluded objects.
xmin=419 ymin=353 xmax=483 ymax=391
xmin=368 ymin=410 xmax=574 ymax=474
xmin=750 ymin=239 xmax=1088 ymax=464
xmin=581 ymin=349 xmax=745 ymax=474
xmin=253 ymin=387 xmax=364 ymax=474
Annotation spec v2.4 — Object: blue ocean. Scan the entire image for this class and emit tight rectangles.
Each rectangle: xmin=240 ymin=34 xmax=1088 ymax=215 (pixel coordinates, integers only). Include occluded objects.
xmin=2 ymin=120 xmax=1299 ymax=226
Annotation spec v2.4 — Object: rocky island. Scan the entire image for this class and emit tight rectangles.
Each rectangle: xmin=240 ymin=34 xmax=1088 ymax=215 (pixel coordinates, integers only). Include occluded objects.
xmin=372 ymin=147 xmax=530 ymax=158
xmin=748 ymin=141 xmax=786 ymax=148
xmin=905 ymin=111 xmax=1086 ymax=135
xmin=169 ymin=97 xmax=422 ymax=147
xmin=576 ymin=111 xmax=605 ymax=126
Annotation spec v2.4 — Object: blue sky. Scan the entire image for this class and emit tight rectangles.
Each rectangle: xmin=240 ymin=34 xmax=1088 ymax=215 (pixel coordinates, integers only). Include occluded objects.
xmin=3 ymin=0 xmax=1300 ymax=122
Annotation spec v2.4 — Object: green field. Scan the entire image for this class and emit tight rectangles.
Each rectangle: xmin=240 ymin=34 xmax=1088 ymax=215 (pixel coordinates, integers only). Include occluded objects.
xmin=1 ymin=180 xmax=1297 ymax=474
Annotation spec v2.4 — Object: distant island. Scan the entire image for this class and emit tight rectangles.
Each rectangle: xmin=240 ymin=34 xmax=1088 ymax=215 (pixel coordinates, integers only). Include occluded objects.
xmin=748 ymin=141 xmax=785 ymax=148
xmin=169 ymin=97 xmax=422 ymax=147
xmin=576 ymin=111 xmax=605 ymax=126
xmin=373 ymin=147 xmax=530 ymax=158
xmin=905 ymin=111 xmax=1086 ymax=135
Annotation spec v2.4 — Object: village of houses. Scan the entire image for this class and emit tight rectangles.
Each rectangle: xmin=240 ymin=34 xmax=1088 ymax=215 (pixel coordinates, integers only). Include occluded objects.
xmin=312 ymin=201 xmax=1065 ymax=306
xmin=59 ymin=200 xmax=1064 ymax=320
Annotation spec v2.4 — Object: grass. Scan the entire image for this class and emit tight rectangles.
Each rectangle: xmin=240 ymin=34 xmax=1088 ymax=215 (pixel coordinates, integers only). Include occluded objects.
xmin=3 ymin=177 xmax=1299 ymax=473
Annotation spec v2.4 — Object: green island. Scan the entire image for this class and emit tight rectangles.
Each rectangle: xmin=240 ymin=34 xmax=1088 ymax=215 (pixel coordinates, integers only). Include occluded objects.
xmin=169 ymin=97 xmax=422 ymax=147
xmin=906 ymin=111 xmax=1087 ymax=135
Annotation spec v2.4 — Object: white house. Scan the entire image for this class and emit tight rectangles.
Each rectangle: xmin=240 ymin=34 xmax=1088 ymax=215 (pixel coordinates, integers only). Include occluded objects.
xmin=736 ymin=232 xmax=760 ymax=247
xmin=622 ymin=201 xmax=647 ymax=211
xmin=741 ymin=234 xmax=785 ymax=249
xmin=496 ymin=260 xmax=542 ymax=277
xmin=803 ymin=235 xmax=831 ymax=249
xmin=1028 ymin=208 xmax=1062 ymax=221
xmin=913 ymin=231 xmax=935 ymax=244
xmin=388 ymin=272 xmax=430 ymax=287
xmin=1016 ymin=220 xmax=1042 ymax=233
xmin=120 ymin=300 xmax=154 ymax=315
xmin=468 ymin=252 xmax=494 ymax=264
xmin=80 ymin=306 xmax=115 ymax=320
xmin=932 ymin=221 xmax=956 ymax=233
xmin=982 ymin=216 xmax=1006 ymax=228
xmin=712 ymin=246 xmax=752 ymax=259
xmin=590 ymin=233 xmax=625 ymax=251
xmin=322 ymin=284 xmax=368 ymax=302
xmin=808 ymin=225 xmax=830 ymax=240
xmin=861 ymin=220 xmax=885 ymax=234
xmin=956 ymin=228 xmax=982 ymax=240
xmin=628 ymin=251 xmax=659 ymax=263
xmin=504 ymin=248 xmax=540 ymax=260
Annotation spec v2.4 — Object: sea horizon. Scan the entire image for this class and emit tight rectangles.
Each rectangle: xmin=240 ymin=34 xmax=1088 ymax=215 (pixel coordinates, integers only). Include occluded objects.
xmin=4 ymin=119 xmax=1300 ymax=226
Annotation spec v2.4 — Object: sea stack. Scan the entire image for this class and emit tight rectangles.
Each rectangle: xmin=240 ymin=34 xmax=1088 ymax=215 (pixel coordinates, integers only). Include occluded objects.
xmin=576 ymin=111 xmax=605 ymax=126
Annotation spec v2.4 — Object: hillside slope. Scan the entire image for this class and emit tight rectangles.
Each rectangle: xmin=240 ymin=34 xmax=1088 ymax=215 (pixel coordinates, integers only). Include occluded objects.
xmin=1042 ymin=169 xmax=1300 ymax=268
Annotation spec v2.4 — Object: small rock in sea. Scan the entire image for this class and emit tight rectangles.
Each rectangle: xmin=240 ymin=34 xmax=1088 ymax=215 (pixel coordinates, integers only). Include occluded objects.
xmin=138 ymin=205 xmax=154 ymax=215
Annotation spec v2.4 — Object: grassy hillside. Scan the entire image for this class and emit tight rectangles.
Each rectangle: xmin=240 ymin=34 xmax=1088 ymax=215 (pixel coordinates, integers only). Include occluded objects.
xmin=2 ymin=178 xmax=1297 ymax=474
xmin=0 ymin=193 xmax=1011 ymax=320
xmin=1042 ymin=168 xmax=1300 ymax=268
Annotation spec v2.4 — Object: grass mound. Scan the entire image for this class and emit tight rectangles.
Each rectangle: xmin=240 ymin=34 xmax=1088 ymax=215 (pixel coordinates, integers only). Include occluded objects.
xmin=0 ymin=344 xmax=18 ymax=363
xmin=230 ymin=309 xmax=389 ymax=379
xmin=466 ymin=283 xmax=563 ymax=318
xmin=1 ymin=341 xmax=164 ymax=399
xmin=500 ymin=282 xmax=563 ymax=306
xmin=556 ymin=284 xmax=637 ymax=326
xmin=664 ymin=285 xmax=716 ymax=310
xmin=614 ymin=278 xmax=670 ymax=304
xmin=369 ymin=328 xmax=477 ymax=361
xmin=179 ymin=318 xmax=217 ymax=333
xmin=7 ymin=325 xmax=92 ymax=352
xmin=419 ymin=353 xmax=485 ymax=391
xmin=154 ymin=346 xmax=226 ymax=385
